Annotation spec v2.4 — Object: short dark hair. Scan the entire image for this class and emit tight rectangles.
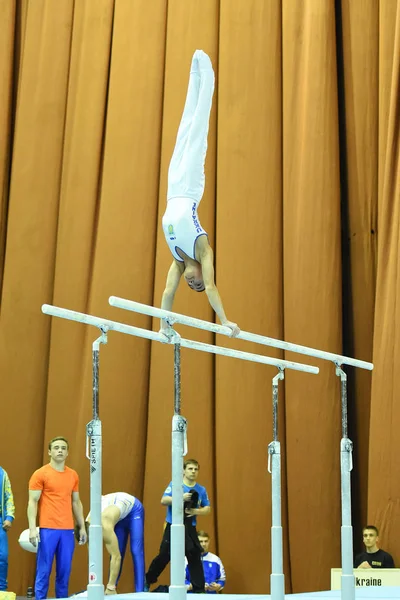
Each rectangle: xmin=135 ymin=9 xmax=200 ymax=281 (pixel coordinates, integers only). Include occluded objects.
xmin=184 ymin=458 xmax=199 ymax=469
xmin=74 ymin=521 xmax=90 ymax=542
xmin=48 ymin=437 xmax=69 ymax=450
xmin=363 ymin=525 xmax=379 ymax=535
xmin=197 ymin=530 xmax=209 ymax=539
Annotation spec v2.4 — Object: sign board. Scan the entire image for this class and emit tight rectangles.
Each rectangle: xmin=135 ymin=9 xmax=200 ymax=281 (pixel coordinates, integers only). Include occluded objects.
xmin=331 ymin=568 xmax=400 ymax=590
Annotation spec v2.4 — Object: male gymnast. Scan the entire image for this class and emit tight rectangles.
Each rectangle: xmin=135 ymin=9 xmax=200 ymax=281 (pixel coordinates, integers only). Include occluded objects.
xmin=81 ymin=492 xmax=145 ymax=594
xmin=82 ymin=492 xmax=145 ymax=596
xmin=161 ymin=50 xmax=239 ymax=337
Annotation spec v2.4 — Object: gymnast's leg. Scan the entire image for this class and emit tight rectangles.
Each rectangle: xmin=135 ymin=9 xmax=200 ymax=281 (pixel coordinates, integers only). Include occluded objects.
xmin=128 ymin=502 xmax=145 ymax=592
xmin=167 ymin=49 xmax=215 ymax=204
xmin=114 ymin=520 xmax=129 ymax=587
xmin=0 ymin=524 xmax=8 ymax=591
xmin=145 ymin=523 xmax=171 ymax=586
xmin=35 ymin=529 xmax=59 ymax=600
xmin=54 ymin=530 xmax=75 ymax=598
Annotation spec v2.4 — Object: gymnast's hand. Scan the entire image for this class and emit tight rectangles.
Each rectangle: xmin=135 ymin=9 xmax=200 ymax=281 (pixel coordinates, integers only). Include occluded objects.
xmin=29 ymin=528 xmax=40 ymax=547
xmin=159 ymin=327 xmax=172 ymax=342
xmin=223 ymin=321 xmax=240 ymax=338
xmin=159 ymin=322 xmax=181 ymax=343
xmin=78 ymin=527 xmax=87 ymax=545
xmin=105 ymin=588 xmax=117 ymax=595
xmin=208 ymin=583 xmax=222 ymax=592
xmin=2 ymin=520 xmax=12 ymax=531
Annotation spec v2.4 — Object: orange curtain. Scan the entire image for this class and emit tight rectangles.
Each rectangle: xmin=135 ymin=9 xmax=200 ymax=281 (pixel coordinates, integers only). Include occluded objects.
xmin=368 ymin=0 xmax=400 ymax=556
xmin=0 ymin=0 xmax=399 ymax=595
xmin=282 ymin=1 xmax=343 ymax=592
xmin=338 ymin=0 xmax=378 ymax=542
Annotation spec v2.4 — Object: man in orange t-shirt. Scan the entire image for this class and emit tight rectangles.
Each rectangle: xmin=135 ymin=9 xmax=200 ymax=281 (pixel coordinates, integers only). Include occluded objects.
xmin=27 ymin=437 xmax=87 ymax=599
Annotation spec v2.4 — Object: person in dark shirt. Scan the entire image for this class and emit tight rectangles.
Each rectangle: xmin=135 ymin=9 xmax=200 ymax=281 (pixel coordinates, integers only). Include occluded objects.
xmin=145 ymin=459 xmax=211 ymax=592
xmin=354 ymin=525 xmax=395 ymax=568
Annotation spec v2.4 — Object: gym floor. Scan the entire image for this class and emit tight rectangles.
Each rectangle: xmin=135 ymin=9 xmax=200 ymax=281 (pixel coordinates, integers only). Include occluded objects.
xmin=69 ymin=589 xmax=400 ymax=600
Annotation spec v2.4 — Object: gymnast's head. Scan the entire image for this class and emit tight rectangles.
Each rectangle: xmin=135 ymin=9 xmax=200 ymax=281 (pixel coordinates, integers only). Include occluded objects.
xmin=184 ymin=262 xmax=205 ymax=292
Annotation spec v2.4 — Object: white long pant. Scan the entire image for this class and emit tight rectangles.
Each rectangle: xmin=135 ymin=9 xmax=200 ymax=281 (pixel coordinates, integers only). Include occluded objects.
xmin=167 ymin=49 xmax=215 ymax=204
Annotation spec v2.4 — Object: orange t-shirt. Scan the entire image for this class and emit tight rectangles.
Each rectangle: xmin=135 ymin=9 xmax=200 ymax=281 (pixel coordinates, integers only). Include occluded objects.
xmin=29 ymin=464 xmax=79 ymax=529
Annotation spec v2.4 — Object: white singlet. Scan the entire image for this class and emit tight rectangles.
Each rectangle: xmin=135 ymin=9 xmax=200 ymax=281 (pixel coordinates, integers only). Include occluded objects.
xmin=101 ymin=493 xmax=136 ymax=521
xmin=162 ymin=197 xmax=207 ymax=262
xmin=87 ymin=492 xmax=136 ymax=523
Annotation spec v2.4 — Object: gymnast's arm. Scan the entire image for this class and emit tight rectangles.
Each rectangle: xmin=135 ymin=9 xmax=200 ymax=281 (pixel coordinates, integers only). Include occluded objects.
xmin=27 ymin=490 xmax=41 ymax=546
xmin=103 ymin=520 xmax=122 ymax=592
xmin=72 ymin=491 xmax=87 ymax=543
xmin=161 ymin=493 xmax=193 ymax=506
xmin=160 ymin=260 xmax=184 ymax=331
xmin=199 ymin=247 xmax=240 ymax=337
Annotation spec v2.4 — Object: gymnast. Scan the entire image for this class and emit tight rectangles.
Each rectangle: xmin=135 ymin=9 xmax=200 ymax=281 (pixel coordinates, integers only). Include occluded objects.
xmin=161 ymin=50 xmax=239 ymax=338
xmin=80 ymin=492 xmax=145 ymax=594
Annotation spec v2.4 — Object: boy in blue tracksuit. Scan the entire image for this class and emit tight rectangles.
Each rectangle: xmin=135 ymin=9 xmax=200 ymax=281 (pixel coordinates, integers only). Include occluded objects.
xmin=0 ymin=467 xmax=15 ymax=590
xmin=185 ymin=531 xmax=226 ymax=593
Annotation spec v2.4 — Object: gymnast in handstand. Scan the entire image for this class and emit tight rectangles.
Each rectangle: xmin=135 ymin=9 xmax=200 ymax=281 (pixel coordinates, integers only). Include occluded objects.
xmin=161 ymin=50 xmax=239 ymax=337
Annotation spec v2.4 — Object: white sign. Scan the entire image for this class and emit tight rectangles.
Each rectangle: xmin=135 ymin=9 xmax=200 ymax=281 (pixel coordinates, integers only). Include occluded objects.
xmin=331 ymin=568 xmax=400 ymax=590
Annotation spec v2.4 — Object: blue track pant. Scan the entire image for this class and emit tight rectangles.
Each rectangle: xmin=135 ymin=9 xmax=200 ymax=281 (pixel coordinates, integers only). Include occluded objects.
xmin=35 ymin=528 xmax=75 ymax=599
xmin=0 ymin=522 xmax=9 ymax=590
xmin=114 ymin=500 xmax=145 ymax=591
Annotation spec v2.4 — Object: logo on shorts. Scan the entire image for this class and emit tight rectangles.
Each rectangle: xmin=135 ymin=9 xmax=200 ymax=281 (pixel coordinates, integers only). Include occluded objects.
xmin=167 ymin=224 xmax=176 ymax=240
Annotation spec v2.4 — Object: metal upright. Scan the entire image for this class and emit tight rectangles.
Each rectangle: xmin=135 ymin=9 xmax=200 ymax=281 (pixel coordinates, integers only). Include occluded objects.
xmin=170 ymin=335 xmax=188 ymax=600
xmin=336 ymin=364 xmax=355 ymax=600
xmin=268 ymin=369 xmax=285 ymax=600
xmin=87 ymin=327 xmax=108 ymax=600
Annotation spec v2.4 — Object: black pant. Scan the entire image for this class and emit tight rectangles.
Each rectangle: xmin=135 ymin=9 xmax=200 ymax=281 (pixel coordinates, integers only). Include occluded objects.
xmin=146 ymin=522 xmax=205 ymax=592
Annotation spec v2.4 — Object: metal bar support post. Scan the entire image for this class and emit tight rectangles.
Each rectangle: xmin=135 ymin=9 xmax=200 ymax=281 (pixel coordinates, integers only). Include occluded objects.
xmin=87 ymin=327 xmax=108 ymax=600
xmin=170 ymin=335 xmax=188 ymax=600
xmin=336 ymin=364 xmax=355 ymax=600
xmin=269 ymin=369 xmax=285 ymax=600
